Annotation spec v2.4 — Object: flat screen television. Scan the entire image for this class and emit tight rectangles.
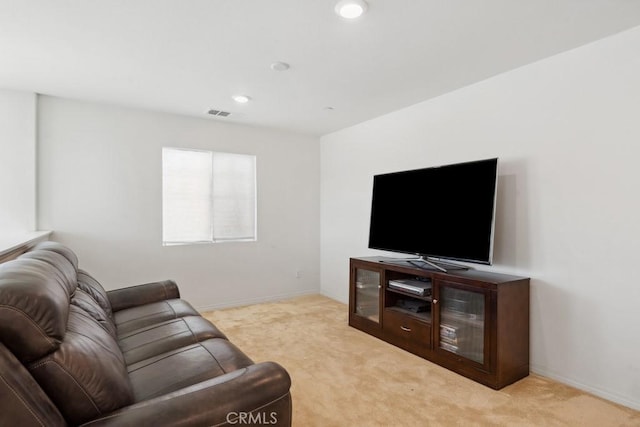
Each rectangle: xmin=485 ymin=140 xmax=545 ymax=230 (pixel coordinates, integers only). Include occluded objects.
xmin=368 ymin=158 xmax=498 ymax=267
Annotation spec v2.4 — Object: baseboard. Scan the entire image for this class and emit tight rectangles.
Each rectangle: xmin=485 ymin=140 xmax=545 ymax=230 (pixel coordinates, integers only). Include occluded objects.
xmin=319 ymin=289 xmax=348 ymax=305
xmin=530 ymin=365 xmax=640 ymax=411
xmin=194 ymin=289 xmax=319 ymax=312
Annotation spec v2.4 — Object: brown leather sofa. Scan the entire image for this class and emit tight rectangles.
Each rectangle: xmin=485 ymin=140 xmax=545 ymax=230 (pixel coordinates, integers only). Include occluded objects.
xmin=0 ymin=242 xmax=292 ymax=426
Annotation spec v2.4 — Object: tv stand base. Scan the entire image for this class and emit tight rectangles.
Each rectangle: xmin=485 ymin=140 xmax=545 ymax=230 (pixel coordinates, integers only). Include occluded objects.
xmin=379 ymin=256 xmax=470 ymax=273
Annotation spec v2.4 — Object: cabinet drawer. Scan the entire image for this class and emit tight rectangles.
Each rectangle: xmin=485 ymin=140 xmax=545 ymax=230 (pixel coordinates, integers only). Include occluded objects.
xmin=383 ymin=308 xmax=432 ymax=354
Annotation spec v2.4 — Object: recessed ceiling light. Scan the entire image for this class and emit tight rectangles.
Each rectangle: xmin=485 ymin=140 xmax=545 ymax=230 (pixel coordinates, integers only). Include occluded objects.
xmin=232 ymin=95 xmax=251 ymax=104
xmin=335 ymin=0 xmax=368 ymax=19
xmin=271 ymin=61 xmax=290 ymax=72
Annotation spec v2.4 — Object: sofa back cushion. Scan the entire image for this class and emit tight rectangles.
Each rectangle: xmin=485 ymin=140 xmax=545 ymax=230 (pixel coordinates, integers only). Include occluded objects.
xmin=20 ymin=249 xmax=78 ymax=296
xmin=29 ymin=304 xmax=134 ymax=425
xmin=0 ymin=248 xmax=134 ymax=425
xmin=72 ymin=288 xmax=118 ymax=337
xmin=77 ymin=268 xmax=114 ymax=320
xmin=28 ymin=242 xmax=117 ymax=334
xmin=0 ymin=258 xmax=70 ymax=363
xmin=32 ymin=240 xmax=79 ymax=270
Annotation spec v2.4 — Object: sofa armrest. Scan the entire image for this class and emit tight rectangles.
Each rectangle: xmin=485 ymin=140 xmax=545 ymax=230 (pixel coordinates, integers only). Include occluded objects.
xmin=0 ymin=342 xmax=67 ymax=426
xmin=107 ymin=280 xmax=180 ymax=312
xmin=79 ymin=362 xmax=292 ymax=427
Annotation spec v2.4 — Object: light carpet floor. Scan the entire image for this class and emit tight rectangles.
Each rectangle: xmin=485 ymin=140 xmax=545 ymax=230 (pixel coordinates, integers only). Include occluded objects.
xmin=203 ymin=294 xmax=639 ymax=426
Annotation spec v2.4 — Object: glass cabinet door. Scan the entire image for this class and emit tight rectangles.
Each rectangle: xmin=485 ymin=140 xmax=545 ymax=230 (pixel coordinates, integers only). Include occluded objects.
xmin=354 ymin=268 xmax=381 ymax=323
xmin=437 ymin=282 xmax=488 ymax=365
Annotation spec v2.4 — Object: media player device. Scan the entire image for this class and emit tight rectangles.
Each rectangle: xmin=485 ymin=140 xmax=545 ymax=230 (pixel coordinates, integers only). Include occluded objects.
xmin=388 ymin=279 xmax=432 ymax=296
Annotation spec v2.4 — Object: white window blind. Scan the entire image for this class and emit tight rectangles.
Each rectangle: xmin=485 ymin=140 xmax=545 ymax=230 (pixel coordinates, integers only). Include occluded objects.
xmin=162 ymin=148 xmax=256 ymax=245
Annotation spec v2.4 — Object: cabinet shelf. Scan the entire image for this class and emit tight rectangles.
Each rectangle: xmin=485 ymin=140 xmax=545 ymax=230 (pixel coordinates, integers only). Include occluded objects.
xmin=440 ymin=310 xmax=484 ymax=328
xmin=349 ymin=256 xmax=530 ymax=390
xmin=386 ymin=306 xmax=431 ymax=323
xmin=355 ymin=284 xmax=380 ymax=299
xmin=386 ymin=287 xmax=432 ymax=302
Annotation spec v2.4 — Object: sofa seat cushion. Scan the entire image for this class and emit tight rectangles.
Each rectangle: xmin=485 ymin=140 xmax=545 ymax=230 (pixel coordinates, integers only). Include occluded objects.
xmin=118 ymin=316 xmax=228 ymax=365
xmin=114 ymin=299 xmax=200 ymax=334
xmin=127 ymin=339 xmax=253 ymax=401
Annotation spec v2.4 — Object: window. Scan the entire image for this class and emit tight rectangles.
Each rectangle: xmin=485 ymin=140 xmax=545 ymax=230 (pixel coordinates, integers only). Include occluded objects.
xmin=162 ymin=147 xmax=256 ymax=245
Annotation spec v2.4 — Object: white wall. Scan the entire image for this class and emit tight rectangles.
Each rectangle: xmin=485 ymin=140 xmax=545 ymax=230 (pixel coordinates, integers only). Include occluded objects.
xmin=38 ymin=96 xmax=320 ymax=309
xmin=320 ymin=26 xmax=640 ymax=409
xmin=0 ymin=89 xmax=36 ymax=233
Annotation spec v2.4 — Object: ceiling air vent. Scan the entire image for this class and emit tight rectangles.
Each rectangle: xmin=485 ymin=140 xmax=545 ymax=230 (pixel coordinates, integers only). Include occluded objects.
xmin=207 ymin=109 xmax=231 ymax=117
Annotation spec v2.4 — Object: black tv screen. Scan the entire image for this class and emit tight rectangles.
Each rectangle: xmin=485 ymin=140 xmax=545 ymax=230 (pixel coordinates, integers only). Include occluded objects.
xmin=368 ymin=158 xmax=498 ymax=265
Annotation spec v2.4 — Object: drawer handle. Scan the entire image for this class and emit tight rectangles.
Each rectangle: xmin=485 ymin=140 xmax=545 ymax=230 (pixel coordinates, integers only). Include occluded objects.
xmin=400 ymin=326 xmax=411 ymax=332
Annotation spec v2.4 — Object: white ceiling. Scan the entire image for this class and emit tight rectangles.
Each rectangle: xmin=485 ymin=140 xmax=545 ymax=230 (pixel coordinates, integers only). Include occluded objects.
xmin=2 ymin=1 xmax=640 ymax=136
